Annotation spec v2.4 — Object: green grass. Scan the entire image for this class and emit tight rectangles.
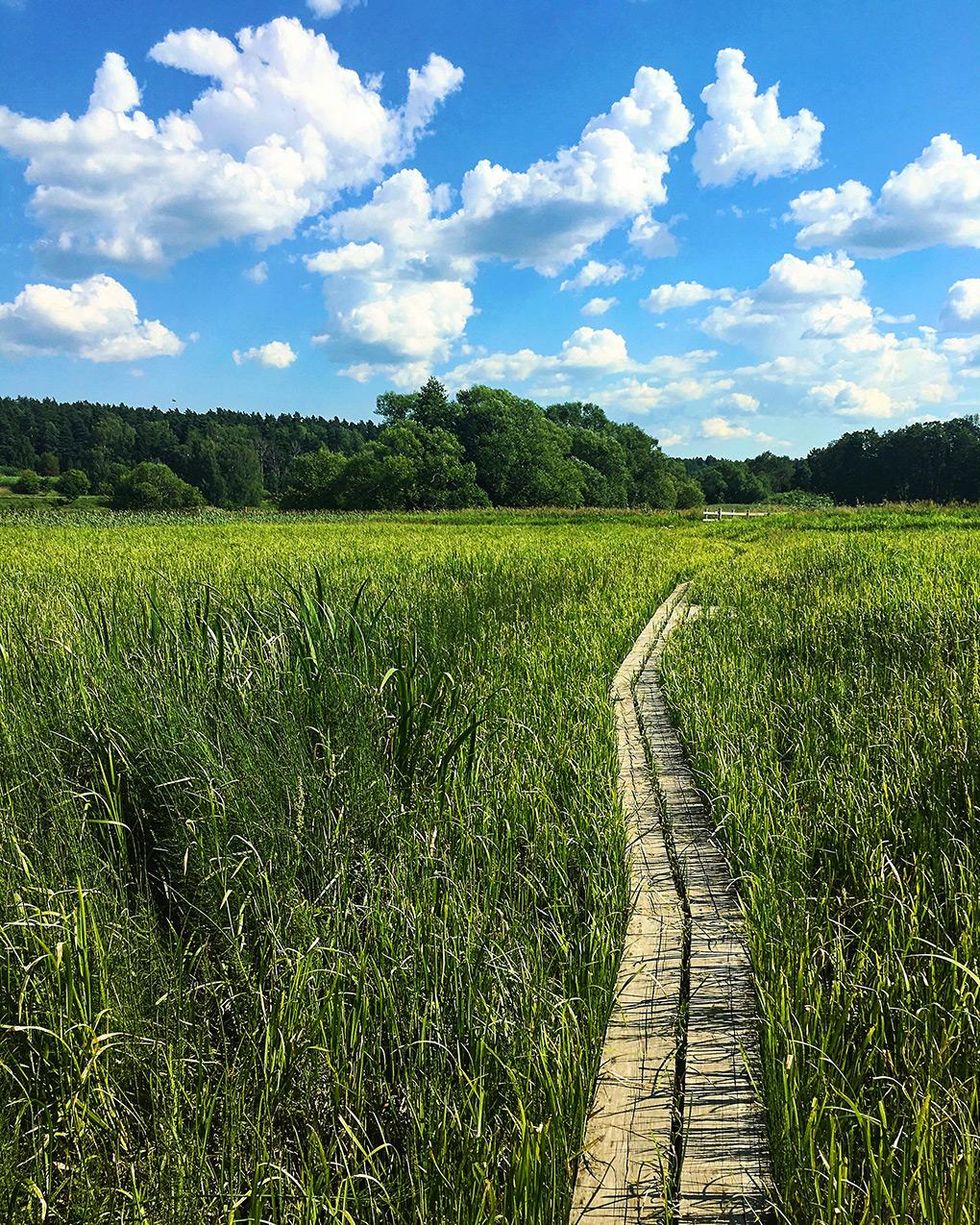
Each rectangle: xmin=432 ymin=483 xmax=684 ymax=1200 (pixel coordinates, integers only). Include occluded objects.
xmin=1 ymin=506 xmax=978 ymax=1223
xmin=0 ymin=513 xmax=724 ymax=1224
xmin=664 ymin=524 xmax=980 ymax=1224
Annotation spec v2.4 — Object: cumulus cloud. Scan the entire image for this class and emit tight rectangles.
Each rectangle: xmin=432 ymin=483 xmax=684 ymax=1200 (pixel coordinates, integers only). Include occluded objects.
xmin=560 ymin=260 xmax=629 ymax=292
xmin=693 ymin=48 xmax=823 ymax=187
xmin=0 ymin=18 xmax=462 ymax=272
xmin=306 ymin=241 xmax=387 ymax=275
xmin=722 ymin=391 xmax=760 ymax=412
xmin=334 ymin=280 xmax=473 ymax=364
xmin=701 ymin=251 xmax=962 ymax=422
xmin=628 ymin=211 xmax=679 ymax=258
xmin=306 ymin=64 xmax=692 ymax=378
xmin=444 ymin=326 xmax=632 ymax=386
xmin=232 ymin=340 xmax=297 ymax=368
xmin=701 ymin=415 xmax=752 ymax=439
xmin=441 ymin=332 xmax=730 ymax=418
xmin=702 ymin=251 xmax=870 ymax=349
xmin=809 ymin=379 xmax=894 ymax=418
xmin=789 ymin=135 xmax=980 ymax=256
xmin=89 ymin=51 xmax=141 ymax=113
xmin=701 ymin=415 xmax=786 ymax=446
xmin=642 ymin=280 xmax=734 ymax=313
xmin=0 ymin=274 xmax=183 ymax=361
xmin=608 ymin=373 xmax=733 ymax=413
xmin=941 ymin=279 xmax=980 ymax=332
xmin=582 ymin=296 xmax=617 ymax=316
xmin=436 ymin=65 xmax=692 ymax=276
xmin=244 ymin=261 xmax=268 ymax=284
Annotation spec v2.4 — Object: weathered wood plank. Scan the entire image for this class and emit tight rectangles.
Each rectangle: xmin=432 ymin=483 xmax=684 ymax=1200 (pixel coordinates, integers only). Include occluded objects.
xmin=570 ymin=586 xmax=688 ymax=1223
xmin=573 ymin=585 xmax=773 ymax=1224
xmin=640 ymin=608 xmax=774 ymax=1223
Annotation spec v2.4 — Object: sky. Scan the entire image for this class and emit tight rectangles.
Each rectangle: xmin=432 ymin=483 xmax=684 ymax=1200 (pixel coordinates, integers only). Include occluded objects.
xmin=0 ymin=0 xmax=977 ymax=457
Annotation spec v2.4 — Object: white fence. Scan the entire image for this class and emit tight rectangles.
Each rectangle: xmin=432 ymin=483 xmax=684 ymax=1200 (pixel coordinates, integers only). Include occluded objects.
xmin=702 ymin=508 xmax=768 ymax=520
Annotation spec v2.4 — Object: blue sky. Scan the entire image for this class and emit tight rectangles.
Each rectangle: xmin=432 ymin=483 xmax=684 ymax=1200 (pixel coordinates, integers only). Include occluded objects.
xmin=0 ymin=0 xmax=977 ymax=456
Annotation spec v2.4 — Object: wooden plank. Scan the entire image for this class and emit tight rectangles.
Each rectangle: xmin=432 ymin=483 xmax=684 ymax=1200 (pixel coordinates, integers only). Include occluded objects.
xmin=570 ymin=586 xmax=688 ymax=1223
xmin=639 ymin=609 xmax=774 ymax=1223
xmin=573 ymin=586 xmax=774 ymax=1224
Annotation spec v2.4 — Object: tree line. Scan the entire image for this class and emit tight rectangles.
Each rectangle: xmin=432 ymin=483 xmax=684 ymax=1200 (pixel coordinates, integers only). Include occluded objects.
xmin=0 ymin=396 xmax=376 ymax=507
xmin=2 ymin=385 xmax=980 ymax=510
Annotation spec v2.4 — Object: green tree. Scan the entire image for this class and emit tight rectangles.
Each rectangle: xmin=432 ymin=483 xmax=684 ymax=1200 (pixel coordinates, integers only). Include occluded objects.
xmin=179 ymin=425 xmax=264 ymax=508
xmin=280 ymin=449 xmax=349 ymax=510
xmin=111 ymin=463 xmax=204 ymax=511
xmin=339 ymin=424 xmax=489 ymax=511
xmin=37 ymin=451 xmax=60 ymax=477
xmin=615 ymin=423 xmax=677 ymax=507
xmin=673 ymin=476 xmax=705 ymax=509
xmin=747 ymin=451 xmax=795 ymax=494
xmin=567 ymin=427 xmax=630 ymax=506
xmin=376 ymin=389 xmax=421 ymax=424
xmin=454 ymin=386 xmax=584 ymax=507
xmin=94 ymin=414 xmax=137 ymax=462
xmin=12 ymin=469 xmax=42 ymax=494
xmin=55 ymin=469 xmax=90 ymax=502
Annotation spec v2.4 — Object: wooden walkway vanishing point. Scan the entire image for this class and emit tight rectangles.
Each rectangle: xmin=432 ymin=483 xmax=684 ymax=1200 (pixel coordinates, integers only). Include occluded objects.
xmin=571 ymin=583 xmax=774 ymax=1224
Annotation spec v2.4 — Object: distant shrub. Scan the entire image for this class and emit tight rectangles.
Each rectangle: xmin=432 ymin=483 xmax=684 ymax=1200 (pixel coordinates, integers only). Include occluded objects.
xmin=769 ymin=489 xmax=835 ymax=508
xmin=55 ymin=469 xmax=90 ymax=502
xmin=12 ymin=469 xmax=42 ymax=495
xmin=111 ymin=462 xmax=204 ymax=511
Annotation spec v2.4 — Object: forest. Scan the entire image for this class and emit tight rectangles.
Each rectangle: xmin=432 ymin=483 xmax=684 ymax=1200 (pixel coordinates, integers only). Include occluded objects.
xmin=2 ymin=380 xmax=979 ymax=510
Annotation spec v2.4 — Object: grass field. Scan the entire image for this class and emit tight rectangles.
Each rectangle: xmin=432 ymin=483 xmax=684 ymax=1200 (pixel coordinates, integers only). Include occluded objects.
xmin=1 ymin=507 xmax=978 ymax=1223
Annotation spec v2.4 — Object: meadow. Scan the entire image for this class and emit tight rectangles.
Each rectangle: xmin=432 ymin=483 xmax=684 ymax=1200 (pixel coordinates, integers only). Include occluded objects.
xmin=0 ymin=507 xmax=978 ymax=1223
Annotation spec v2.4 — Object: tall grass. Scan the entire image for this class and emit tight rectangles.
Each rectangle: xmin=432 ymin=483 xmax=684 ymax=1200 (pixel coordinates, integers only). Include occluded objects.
xmin=4 ymin=507 xmax=979 ymax=1223
xmin=664 ymin=526 xmax=980 ymax=1223
xmin=0 ymin=515 xmax=720 ymax=1224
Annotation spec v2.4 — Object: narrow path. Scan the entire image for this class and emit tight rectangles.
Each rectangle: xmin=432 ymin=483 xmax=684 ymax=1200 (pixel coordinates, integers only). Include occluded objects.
xmin=571 ymin=585 xmax=773 ymax=1224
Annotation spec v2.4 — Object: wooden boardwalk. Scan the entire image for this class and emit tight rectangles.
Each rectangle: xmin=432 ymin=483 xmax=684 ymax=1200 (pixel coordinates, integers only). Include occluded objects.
xmin=571 ymin=586 xmax=774 ymax=1224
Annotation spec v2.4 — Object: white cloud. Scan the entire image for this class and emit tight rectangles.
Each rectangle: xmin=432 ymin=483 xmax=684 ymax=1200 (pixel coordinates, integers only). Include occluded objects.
xmin=582 ymin=296 xmax=617 ymax=316
xmin=702 ymin=251 xmax=870 ymax=349
xmin=244 ymin=261 xmax=268 ymax=284
xmin=442 ymin=335 xmax=731 ymax=420
xmin=0 ymin=18 xmax=462 ymax=272
xmin=0 ymin=274 xmax=183 ymax=361
xmin=643 ymin=280 xmax=733 ymax=313
xmin=232 ymin=340 xmax=297 ymax=368
xmin=444 ymin=326 xmax=632 ymax=386
xmin=701 ymin=414 xmax=786 ymax=446
xmin=561 ymin=326 xmax=631 ymax=369
xmin=789 ymin=135 xmax=980 ymax=256
xmin=307 ymin=0 xmax=358 ymax=17
xmin=322 ymin=67 xmax=693 ymax=280
xmin=438 ymin=65 xmax=691 ymax=276
xmin=809 ymin=379 xmax=895 ymax=418
xmin=693 ymin=48 xmax=823 ymax=187
xmin=722 ymin=391 xmax=760 ymax=412
xmin=628 ymin=212 xmax=678 ymax=258
xmin=702 ymin=414 xmax=752 ymax=439
xmin=89 ymin=51 xmax=141 ymax=113
xmin=701 ymin=251 xmax=960 ymax=422
xmin=560 ymin=260 xmax=628 ymax=292
xmin=307 ymin=65 xmax=692 ymax=378
xmin=942 ymin=279 xmax=980 ymax=332
xmin=606 ymin=375 xmax=731 ymax=415
xmin=306 ymin=241 xmax=386 ymax=275
xmin=333 ymin=279 xmax=473 ymax=363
